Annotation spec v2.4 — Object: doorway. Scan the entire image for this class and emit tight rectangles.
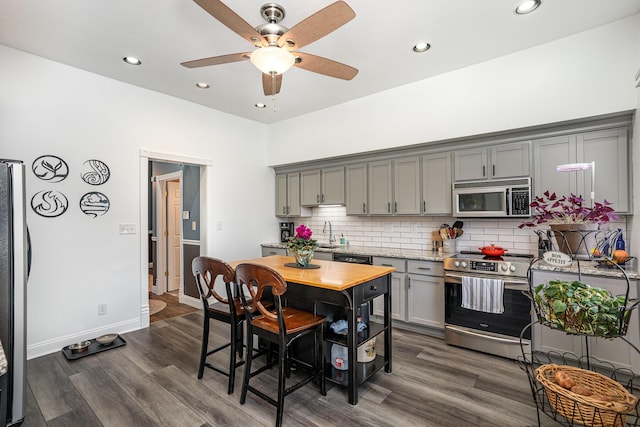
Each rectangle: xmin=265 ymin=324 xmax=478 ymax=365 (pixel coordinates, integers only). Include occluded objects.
xmin=153 ymin=171 xmax=182 ymax=297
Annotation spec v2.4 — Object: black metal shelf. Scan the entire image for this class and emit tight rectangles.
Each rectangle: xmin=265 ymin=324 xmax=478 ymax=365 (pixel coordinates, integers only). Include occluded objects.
xmin=324 ymin=321 xmax=385 ymax=347
xmin=325 ymin=354 xmax=386 ymax=387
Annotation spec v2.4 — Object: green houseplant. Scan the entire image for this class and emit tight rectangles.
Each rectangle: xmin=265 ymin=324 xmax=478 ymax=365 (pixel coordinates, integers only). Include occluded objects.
xmin=533 ymin=279 xmax=634 ymax=337
xmin=519 ymin=191 xmax=617 ymax=257
xmin=286 ymin=224 xmax=318 ymax=267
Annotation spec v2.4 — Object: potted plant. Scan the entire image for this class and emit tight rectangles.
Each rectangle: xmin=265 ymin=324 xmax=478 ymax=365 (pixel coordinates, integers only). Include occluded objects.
xmin=533 ymin=279 xmax=634 ymax=337
xmin=519 ymin=191 xmax=617 ymax=257
xmin=286 ymin=224 xmax=318 ymax=267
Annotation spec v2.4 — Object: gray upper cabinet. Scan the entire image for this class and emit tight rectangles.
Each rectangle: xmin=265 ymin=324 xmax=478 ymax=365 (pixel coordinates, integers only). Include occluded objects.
xmin=533 ymin=127 xmax=629 ymax=213
xmin=454 ymin=142 xmax=530 ymax=181
xmin=275 ymin=172 xmax=307 ymax=217
xmin=393 ymin=157 xmax=421 ymax=215
xmin=368 ymin=160 xmax=393 ymax=214
xmin=346 ymin=163 xmax=368 ymax=215
xmin=300 ymin=167 xmax=345 ymax=206
xmin=421 ymin=152 xmax=452 ymax=215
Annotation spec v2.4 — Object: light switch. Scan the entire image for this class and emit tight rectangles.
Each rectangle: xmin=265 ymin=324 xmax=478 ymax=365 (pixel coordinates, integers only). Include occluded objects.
xmin=119 ymin=223 xmax=136 ymax=235
xmin=182 ymin=211 xmax=190 ymax=220
xmin=192 ymin=221 xmax=197 ymax=231
xmin=216 ymin=221 xmax=223 ymax=230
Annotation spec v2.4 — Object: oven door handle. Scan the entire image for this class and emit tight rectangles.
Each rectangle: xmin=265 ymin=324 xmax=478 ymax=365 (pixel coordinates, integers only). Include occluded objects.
xmin=446 ymin=325 xmax=530 ymax=346
xmin=444 ymin=273 xmax=529 ymax=289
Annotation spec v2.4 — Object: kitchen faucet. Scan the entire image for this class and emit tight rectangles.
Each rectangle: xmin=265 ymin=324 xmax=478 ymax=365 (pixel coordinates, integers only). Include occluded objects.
xmin=323 ymin=221 xmax=336 ymax=244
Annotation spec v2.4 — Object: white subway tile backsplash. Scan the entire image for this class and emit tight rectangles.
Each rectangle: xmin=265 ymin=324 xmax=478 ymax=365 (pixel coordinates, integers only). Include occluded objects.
xmin=295 ymin=206 xmax=628 ymax=256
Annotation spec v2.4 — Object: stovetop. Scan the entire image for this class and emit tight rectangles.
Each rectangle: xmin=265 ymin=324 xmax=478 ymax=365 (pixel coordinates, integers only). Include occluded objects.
xmin=444 ymin=251 xmax=533 ymax=277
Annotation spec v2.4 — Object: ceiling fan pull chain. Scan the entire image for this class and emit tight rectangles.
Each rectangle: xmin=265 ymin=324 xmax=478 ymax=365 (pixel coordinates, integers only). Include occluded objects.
xmin=271 ymin=71 xmax=278 ymax=112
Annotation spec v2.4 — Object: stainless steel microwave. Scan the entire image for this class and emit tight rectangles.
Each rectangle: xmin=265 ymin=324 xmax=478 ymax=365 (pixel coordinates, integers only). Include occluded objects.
xmin=452 ymin=177 xmax=531 ymax=217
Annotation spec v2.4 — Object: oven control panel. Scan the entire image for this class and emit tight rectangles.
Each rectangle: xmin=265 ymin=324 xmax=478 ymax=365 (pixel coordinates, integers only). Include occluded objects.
xmin=469 ymin=261 xmax=498 ymax=272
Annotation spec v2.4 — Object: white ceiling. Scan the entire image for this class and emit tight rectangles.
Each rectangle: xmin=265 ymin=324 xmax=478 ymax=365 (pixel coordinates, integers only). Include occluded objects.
xmin=1 ymin=0 xmax=639 ymax=124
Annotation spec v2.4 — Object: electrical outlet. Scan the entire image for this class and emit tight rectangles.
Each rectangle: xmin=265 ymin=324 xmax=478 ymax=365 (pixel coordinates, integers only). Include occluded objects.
xmin=98 ymin=304 xmax=107 ymax=315
xmin=216 ymin=221 xmax=223 ymax=230
xmin=119 ymin=224 xmax=136 ymax=235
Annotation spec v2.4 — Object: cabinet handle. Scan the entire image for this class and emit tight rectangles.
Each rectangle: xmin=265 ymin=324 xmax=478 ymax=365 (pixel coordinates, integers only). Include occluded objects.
xmin=363 ymin=203 xmax=366 ymax=213
xmin=381 ymin=264 xmax=393 ymax=267
xmin=492 ymin=164 xmax=496 ymax=176
xmin=286 ymin=206 xmax=290 ymax=215
xmin=482 ymin=165 xmax=486 ymax=177
xmin=408 ymin=277 xmax=411 ymax=288
xmin=387 ymin=202 xmax=391 ymax=213
xmin=394 ymin=202 xmax=397 ymax=213
xmin=423 ymin=200 xmax=426 ymax=212
xmin=321 ymin=194 xmax=324 ymax=203
xmin=317 ymin=194 xmax=320 ymax=203
xmin=282 ymin=206 xmax=286 ymax=215
xmin=370 ymin=285 xmax=377 ymax=291
xmin=418 ymin=267 xmax=432 ymax=271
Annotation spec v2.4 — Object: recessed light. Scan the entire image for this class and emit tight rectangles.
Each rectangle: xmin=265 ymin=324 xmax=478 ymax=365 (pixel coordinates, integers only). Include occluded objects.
xmin=255 ymin=103 xmax=266 ymax=109
xmin=123 ymin=56 xmax=142 ymax=65
xmin=412 ymin=42 xmax=431 ymax=53
xmin=515 ymin=0 xmax=541 ymax=15
xmin=196 ymin=82 xmax=210 ymax=89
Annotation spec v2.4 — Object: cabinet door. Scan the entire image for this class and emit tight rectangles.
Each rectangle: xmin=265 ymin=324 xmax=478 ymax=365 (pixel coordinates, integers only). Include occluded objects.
xmin=407 ymin=273 xmax=444 ymax=329
xmin=372 ymin=274 xmax=406 ymax=319
xmin=393 ymin=157 xmax=421 ymax=215
xmin=491 ymin=141 xmax=530 ymax=179
xmin=533 ymin=135 xmax=576 ymax=199
xmin=368 ymin=160 xmax=393 ymax=215
xmin=300 ymin=169 xmax=321 ymax=206
xmin=577 ymin=128 xmax=629 ymax=213
xmin=287 ymin=173 xmax=302 ymax=216
xmin=421 ymin=152 xmax=451 ymax=215
xmin=275 ymin=173 xmax=288 ymax=217
xmin=454 ymin=147 xmax=487 ymax=181
xmin=321 ymin=166 xmax=345 ymax=205
xmin=346 ymin=164 xmax=368 ymax=215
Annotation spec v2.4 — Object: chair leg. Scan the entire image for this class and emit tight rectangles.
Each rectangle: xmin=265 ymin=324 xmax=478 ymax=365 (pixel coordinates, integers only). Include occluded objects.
xmin=237 ymin=321 xmax=244 ymax=359
xmin=198 ymin=316 xmax=209 ymax=379
xmin=240 ymin=325 xmax=253 ymax=405
xmin=276 ymin=338 xmax=287 ymax=427
xmin=228 ymin=319 xmax=237 ymax=395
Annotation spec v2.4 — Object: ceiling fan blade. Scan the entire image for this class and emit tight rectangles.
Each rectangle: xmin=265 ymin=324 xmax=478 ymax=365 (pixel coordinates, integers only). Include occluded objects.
xmin=262 ymin=73 xmax=282 ymax=96
xmin=279 ymin=1 xmax=355 ymax=50
xmin=181 ymin=52 xmax=250 ymax=68
xmin=294 ymin=52 xmax=358 ymax=80
xmin=193 ymin=0 xmax=264 ymax=46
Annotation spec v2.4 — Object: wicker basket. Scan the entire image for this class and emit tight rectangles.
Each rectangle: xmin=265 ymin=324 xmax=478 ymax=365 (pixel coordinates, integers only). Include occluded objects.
xmin=535 ymin=364 xmax=638 ymax=427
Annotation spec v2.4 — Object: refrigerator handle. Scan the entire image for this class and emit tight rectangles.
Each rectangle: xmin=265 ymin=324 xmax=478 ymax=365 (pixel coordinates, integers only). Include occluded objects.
xmin=27 ymin=226 xmax=32 ymax=278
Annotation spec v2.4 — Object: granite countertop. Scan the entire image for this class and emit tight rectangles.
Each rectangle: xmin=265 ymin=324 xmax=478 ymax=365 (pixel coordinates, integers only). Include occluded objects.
xmin=0 ymin=340 xmax=7 ymax=376
xmin=261 ymin=243 xmax=640 ymax=280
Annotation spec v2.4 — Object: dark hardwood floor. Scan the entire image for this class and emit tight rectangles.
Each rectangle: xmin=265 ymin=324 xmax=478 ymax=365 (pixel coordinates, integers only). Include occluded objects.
xmin=23 ymin=313 xmax=556 ymax=426
xmin=149 ymin=291 xmax=198 ymax=323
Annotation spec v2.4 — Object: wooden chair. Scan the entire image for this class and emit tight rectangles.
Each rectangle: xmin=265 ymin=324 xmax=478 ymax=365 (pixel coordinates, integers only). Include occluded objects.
xmin=235 ymin=263 xmax=326 ymax=427
xmin=191 ymin=256 xmax=246 ymax=394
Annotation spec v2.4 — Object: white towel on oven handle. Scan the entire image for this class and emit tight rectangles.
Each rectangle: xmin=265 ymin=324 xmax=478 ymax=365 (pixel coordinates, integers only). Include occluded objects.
xmin=461 ymin=276 xmax=505 ymax=314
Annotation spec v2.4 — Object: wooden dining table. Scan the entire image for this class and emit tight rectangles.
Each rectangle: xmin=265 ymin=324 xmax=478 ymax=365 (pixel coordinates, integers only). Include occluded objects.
xmin=228 ymin=255 xmax=395 ymax=405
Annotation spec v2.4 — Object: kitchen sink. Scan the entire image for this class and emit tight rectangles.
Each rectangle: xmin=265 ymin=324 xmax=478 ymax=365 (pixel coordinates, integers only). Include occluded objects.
xmin=318 ymin=243 xmax=341 ymax=249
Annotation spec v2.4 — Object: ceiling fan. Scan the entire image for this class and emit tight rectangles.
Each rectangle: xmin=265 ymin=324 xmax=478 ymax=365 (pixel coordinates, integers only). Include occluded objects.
xmin=181 ymin=0 xmax=359 ymax=96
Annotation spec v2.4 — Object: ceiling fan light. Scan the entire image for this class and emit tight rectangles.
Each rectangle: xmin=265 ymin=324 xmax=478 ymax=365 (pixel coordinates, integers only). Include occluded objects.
xmin=250 ymin=46 xmax=295 ymax=75
xmin=515 ymin=0 xmax=541 ymax=15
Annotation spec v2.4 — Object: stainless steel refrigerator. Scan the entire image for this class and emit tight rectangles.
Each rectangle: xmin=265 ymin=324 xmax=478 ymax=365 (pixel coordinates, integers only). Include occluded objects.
xmin=0 ymin=160 xmax=28 ymax=426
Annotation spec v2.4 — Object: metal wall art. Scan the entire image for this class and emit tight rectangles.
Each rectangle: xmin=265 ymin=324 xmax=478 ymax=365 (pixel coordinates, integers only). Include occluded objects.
xmin=80 ymin=159 xmax=110 ymax=185
xmin=32 ymin=155 xmax=69 ymax=182
xmin=79 ymin=191 xmax=110 ymax=217
xmin=31 ymin=190 xmax=68 ymax=217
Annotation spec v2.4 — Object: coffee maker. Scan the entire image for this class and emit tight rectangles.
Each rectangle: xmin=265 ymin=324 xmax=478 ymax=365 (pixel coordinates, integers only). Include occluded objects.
xmin=280 ymin=222 xmax=294 ymax=242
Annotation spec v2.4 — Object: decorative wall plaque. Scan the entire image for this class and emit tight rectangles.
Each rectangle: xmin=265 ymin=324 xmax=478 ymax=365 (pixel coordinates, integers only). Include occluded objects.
xmin=32 ymin=155 xmax=69 ymax=182
xmin=80 ymin=159 xmax=110 ymax=185
xmin=79 ymin=191 xmax=110 ymax=217
xmin=31 ymin=190 xmax=68 ymax=217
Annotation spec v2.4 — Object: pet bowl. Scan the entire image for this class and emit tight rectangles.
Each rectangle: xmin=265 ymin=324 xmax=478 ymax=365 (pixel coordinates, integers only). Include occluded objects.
xmin=96 ymin=333 xmax=119 ymax=346
xmin=68 ymin=340 xmax=91 ymax=354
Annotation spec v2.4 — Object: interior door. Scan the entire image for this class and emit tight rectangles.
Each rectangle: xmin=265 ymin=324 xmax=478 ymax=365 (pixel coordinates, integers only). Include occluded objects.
xmin=167 ymin=180 xmax=181 ymax=292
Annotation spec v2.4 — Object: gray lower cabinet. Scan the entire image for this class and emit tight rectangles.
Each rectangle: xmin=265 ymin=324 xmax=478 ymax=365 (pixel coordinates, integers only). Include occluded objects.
xmin=532 ymin=127 xmax=629 ymax=213
xmin=372 ymin=257 xmax=406 ymax=320
xmin=407 ymin=260 xmax=445 ymax=329
xmin=312 ymin=251 xmax=333 ymax=261
xmin=262 ymin=247 xmax=287 ymax=257
xmin=531 ymin=269 xmax=640 ymax=372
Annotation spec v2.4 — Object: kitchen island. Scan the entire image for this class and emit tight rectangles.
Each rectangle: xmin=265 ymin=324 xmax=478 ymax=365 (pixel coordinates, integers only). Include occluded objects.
xmin=229 ymin=255 xmax=395 ymax=405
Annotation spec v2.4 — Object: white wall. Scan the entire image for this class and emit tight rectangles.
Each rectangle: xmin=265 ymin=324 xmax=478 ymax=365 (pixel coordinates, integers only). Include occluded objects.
xmin=0 ymin=45 xmax=276 ymax=358
xmin=631 ymin=14 xmax=640 ymax=272
xmin=267 ymin=15 xmax=639 ymax=166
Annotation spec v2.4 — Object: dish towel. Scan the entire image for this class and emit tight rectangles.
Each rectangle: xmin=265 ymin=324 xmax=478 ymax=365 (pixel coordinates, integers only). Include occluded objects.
xmin=461 ymin=276 xmax=505 ymax=314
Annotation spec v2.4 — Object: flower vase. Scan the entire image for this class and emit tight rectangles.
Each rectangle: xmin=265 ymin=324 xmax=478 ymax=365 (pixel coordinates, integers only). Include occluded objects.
xmin=292 ymin=248 xmax=314 ymax=267
xmin=549 ymin=223 xmax=599 ymax=259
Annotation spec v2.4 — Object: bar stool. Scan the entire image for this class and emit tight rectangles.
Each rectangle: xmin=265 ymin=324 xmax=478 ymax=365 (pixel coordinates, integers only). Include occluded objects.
xmin=191 ymin=256 xmax=246 ymax=394
xmin=235 ymin=263 xmax=326 ymax=427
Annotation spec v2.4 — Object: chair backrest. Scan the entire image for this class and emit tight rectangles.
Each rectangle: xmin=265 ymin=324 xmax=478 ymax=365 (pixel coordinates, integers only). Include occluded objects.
xmin=235 ymin=263 xmax=287 ymax=330
xmin=191 ymin=256 xmax=235 ymax=309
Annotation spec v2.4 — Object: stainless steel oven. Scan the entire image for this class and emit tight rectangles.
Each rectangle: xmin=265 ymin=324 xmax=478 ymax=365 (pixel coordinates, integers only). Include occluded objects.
xmin=443 ymin=252 xmax=532 ymax=360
